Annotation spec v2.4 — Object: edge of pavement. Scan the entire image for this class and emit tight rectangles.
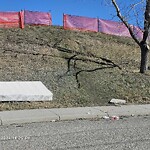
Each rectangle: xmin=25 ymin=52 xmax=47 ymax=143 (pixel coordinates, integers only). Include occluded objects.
xmin=0 ymin=104 xmax=150 ymax=125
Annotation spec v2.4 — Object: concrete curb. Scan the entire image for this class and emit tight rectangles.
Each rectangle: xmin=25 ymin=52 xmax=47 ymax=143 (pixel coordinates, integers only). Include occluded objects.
xmin=0 ymin=104 xmax=150 ymax=125
xmin=0 ymin=109 xmax=59 ymax=125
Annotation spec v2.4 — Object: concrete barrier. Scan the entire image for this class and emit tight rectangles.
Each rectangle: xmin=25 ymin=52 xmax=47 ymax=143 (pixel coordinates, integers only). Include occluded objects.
xmin=0 ymin=81 xmax=53 ymax=101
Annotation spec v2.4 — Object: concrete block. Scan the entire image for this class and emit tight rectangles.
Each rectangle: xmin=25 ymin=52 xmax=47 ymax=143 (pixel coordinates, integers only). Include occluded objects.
xmin=0 ymin=81 xmax=53 ymax=101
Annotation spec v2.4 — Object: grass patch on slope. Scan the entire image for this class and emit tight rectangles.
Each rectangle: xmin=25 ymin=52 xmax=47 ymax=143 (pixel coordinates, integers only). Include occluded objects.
xmin=0 ymin=26 xmax=150 ymax=110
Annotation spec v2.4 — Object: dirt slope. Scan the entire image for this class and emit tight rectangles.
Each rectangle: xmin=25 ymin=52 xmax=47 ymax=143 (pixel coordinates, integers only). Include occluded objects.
xmin=0 ymin=26 xmax=150 ymax=110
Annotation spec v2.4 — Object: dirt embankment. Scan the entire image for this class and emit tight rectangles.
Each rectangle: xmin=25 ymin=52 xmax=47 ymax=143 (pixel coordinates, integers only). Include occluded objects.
xmin=0 ymin=26 xmax=150 ymax=110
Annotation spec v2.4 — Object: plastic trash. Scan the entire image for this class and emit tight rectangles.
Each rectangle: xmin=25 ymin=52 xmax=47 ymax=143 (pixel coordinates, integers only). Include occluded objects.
xmin=111 ymin=116 xmax=119 ymax=120
xmin=102 ymin=116 xmax=110 ymax=119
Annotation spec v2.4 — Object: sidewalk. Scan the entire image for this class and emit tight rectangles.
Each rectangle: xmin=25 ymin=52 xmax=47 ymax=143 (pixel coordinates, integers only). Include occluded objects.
xmin=0 ymin=104 xmax=150 ymax=125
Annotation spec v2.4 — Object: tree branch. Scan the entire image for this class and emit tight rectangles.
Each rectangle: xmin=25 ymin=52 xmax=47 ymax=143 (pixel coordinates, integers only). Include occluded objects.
xmin=75 ymin=66 xmax=114 ymax=88
xmin=142 ymin=0 xmax=150 ymax=43
xmin=55 ymin=46 xmax=121 ymax=87
xmin=111 ymin=0 xmax=141 ymax=46
xmin=128 ymin=0 xmax=144 ymax=13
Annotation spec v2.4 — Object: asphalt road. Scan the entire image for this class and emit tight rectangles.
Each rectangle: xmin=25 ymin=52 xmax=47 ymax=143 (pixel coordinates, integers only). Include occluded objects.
xmin=0 ymin=116 xmax=150 ymax=150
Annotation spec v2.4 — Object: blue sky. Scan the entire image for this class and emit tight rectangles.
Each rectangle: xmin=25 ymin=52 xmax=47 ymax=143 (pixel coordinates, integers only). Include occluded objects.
xmin=0 ymin=0 xmax=144 ymax=26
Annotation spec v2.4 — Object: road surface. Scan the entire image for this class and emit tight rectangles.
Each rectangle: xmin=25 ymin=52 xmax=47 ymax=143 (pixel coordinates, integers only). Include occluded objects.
xmin=0 ymin=116 xmax=150 ymax=150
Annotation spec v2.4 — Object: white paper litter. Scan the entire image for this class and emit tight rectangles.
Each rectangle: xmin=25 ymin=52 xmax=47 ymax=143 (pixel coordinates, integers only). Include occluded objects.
xmin=109 ymin=99 xmax=126 ymax=104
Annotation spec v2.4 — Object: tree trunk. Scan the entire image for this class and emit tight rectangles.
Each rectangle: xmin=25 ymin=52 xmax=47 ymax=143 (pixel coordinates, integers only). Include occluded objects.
xmin=140 ymin=44 xmax=149 ymax=73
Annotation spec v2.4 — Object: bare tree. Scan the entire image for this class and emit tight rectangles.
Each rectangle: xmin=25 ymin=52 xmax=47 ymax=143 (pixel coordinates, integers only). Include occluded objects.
xmin=111 ymin=0 xmax=150 ymax=73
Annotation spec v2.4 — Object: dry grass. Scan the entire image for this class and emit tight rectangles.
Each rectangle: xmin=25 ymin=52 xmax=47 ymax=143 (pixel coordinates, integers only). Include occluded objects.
xmin=0 ymin=26 xmax=150 ymax=111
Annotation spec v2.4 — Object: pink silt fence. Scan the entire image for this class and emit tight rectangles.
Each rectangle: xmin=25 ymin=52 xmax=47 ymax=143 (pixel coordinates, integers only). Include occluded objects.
xmin=98 ymin=19 xmax=143 ymax=40
xmin=0 ymin=10 xmax=143 ymax=40
xmin=24 ymin=10 xmax=52 ymax=26
xmin=63 ymin=14 xmax=98 ymax=32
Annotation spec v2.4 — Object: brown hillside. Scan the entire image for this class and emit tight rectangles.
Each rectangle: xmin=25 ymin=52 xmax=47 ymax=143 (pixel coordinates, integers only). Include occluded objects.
xmin=0 ymin=26 xmax=150 ymax=110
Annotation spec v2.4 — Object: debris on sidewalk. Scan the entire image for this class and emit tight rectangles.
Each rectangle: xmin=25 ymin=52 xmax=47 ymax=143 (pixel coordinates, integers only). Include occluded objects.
xmin=111 ymin=116 xmax=119 ymax=120
xmin=51 ymin=120 xmax=56 ymax=122
xmin=87 ymin=112 xmax=91 ymax=115
xmin=102 ymin=116 xmax=110 ymax=120
xmin=109 ymin=99 xmax=126 ymax=105
xmin=102 ymin=115 xmax=120 ymax=121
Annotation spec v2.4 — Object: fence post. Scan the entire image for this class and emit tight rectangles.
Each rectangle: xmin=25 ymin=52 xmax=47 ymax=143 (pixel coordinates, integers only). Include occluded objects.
xmin=48 ymin=10 xmax=52 ymax=25
xmin=63 ymin=13 xmax=67 ymax=30
xmin=97 ymin=17 xmax=99 ymax=32
xmin=19 ymin=10 xmax=24 ymax=29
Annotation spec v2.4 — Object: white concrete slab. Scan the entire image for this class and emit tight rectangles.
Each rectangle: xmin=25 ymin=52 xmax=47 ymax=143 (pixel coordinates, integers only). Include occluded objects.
xmin=0 ymin=81 xmax=53 ymax=101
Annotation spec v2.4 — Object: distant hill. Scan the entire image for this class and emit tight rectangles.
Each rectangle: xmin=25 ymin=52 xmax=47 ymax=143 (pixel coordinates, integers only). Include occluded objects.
xmin=0 ymin=26 xmax=150 ymax=110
